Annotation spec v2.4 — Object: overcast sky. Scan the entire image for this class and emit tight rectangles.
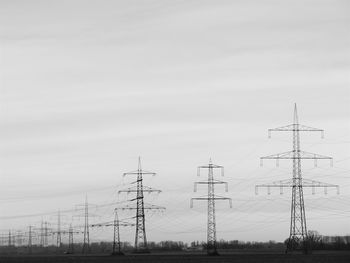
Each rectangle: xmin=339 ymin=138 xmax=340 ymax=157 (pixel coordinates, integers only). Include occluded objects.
xmin=0 ymin=0 xmax=349 ymax=245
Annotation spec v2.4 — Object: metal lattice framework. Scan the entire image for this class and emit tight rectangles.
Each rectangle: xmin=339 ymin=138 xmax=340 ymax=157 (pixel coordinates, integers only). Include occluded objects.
xmin=27 ymin=226 xmax=33 ymax=254
xmin=256 ymin=104 xmax=339 ymax=253
xmin=91 ymin=211 xmax=135 ymax=255
xmin=34 ymin=221 xmax=51 ymax=248
xmin=56 ymin=210 xmax=61 ymax=250
xmin=191 ymin=159 xmax=232 ymax=255
xmin=68 ymin=224 xmax=74 ymax=254
xmin=74 ymin=195 xmax=98 ymax=254
xmin=51 ymin=225 xmax=83 ymax=254
xmin=118 ymin=157 xmax=165 ymax=253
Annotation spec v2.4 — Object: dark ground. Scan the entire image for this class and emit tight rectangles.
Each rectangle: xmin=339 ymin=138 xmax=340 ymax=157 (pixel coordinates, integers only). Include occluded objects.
xmin=1 ymin=251 xmax=350 ymax=263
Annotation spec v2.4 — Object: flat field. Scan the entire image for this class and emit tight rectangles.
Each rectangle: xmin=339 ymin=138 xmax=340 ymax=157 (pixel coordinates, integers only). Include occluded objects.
xmin=1 ymin=252 xmax=350 ymax=263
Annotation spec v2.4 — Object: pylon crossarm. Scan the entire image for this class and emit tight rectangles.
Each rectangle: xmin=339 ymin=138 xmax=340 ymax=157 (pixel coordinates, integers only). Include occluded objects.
xmin=123 ymin=170 xmax=156 ymax=176
xmin=119 ymin=204 xmax=165 ymax=210
xmin=191 ymin=197 xmax=231 ymax=201
xmin=268 ymin=124 xmax=324 ymax=137
xmin=191 ymin=197 xmax=232 ymax=208
xmin=91 ymin=221 xmax=134 ymax=227
xmin=119 ymin=189 xmax=161 ymax=194
xmin=118 ymin=185 xmax=161 ymax=194
xmin=301 ymin=179 xmax=340 ymax=195
xmin=194 ymin=180 xmax=228 ymax=192
xmin=197 ymin=165 xmax=224 ymax=176
xmin=198 ymin=164 xmax=223 ymax=169
xmin=260 ymin=150 xmax=333 ymax=167
xmin=261 ymin=150 xmax=332 ymax=159
xmin=256 ymin=178 xmax=339 ymax=195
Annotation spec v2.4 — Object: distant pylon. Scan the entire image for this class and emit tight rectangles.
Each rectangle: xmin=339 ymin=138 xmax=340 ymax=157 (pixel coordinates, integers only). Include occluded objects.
xmin=68 ymin=224 xmax=74 ymax=254
xmin=118 ymin=157 xmax=165 ymax=253
xmin=37 ymin=220 xmax=50 ymax=248
xmin=56 ymin=210 xmax=62 ymax=249
xmin=74 ymin=195 xmax=98 ymax=254
xmin=82 ymin=195 xmax=90 ymax=254
xmin=113 ymin=210 xmax=122 ymax=255
xmin=28 ymin=226 xmax=33 ymax=254
xmin=15 ymin=231 xmax=23 ymax=246
xmin=8 ymin=230 xmax=11 ymax=247
xmin=51 ymin=224 xmax=83 ymax=254
xmin=44 ymin=221 xmax=49 ymax=247
xmin=256 ymin=104 xmax=339 ymax=253
xmin=40 ymin=221 xmax=44 ymax=247
xmin=91 ymin=210 xmax=135 ymax=255
xmin=191 ymin=159 xmax=232 ymax=255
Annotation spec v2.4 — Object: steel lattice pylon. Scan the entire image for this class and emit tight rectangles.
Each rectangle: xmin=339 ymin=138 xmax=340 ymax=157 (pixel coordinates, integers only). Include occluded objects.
xmin=113 ymin=211 xmax=122 ymax=255
xmin=135 ymin=158 xmax=147 ymax=252
xmin=118 ymin=157 xmax=165 ymax=253
xmin=289 ymin=104 xmax=307 ymax=250
xmin=68 ymin=224 xmax=74 ymax=254
xmin=74 ymin=195 xmax=98 ymax=254
xmin=256 ymin=104 xmax=339 ymax=253
xmin=27 ymin=226 xmax=33 ymax=254
xmin=52 ymin=224 xmax=84 ymax=254
xmin=56 ymin=210 xmax=62 ymax=250
xmin=91 ymin=210 xmax=135 ymax=255
xmin=82 ymin=196 xmax=90 ymax=254
xmin=191 ymin=159 xmax=232 ymax=255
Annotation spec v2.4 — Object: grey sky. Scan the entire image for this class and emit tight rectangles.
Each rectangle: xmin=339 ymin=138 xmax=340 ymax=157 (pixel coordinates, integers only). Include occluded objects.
xmin=0 ymin=0 xmax=349 ymax=244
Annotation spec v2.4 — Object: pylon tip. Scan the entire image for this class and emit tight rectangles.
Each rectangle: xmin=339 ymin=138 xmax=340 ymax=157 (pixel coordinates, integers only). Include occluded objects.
xmin=293 ymin=103 xmax=299 ymax=124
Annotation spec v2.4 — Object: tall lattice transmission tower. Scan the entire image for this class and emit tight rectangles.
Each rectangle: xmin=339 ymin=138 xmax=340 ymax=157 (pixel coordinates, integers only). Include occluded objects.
xmin=118 ymin=157 xmax=165 ymax=253
xmin=75 ymin=195 xmax=98 ymax=254
xmin=191 ymin=159 xmax=232 ymax=255
xmin=82 ymin=197 xmax=89 ymax=254
xmin=256 ymin=104 xmax=339 ymax=253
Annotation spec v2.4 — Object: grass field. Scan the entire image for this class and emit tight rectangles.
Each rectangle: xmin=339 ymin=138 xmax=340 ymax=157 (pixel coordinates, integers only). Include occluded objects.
xmin=1 ymin=251 xmax=350 ymax=263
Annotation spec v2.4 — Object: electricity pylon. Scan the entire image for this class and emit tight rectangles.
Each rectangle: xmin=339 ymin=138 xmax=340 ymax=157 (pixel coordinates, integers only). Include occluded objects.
xmin=82 ymin=196 xmax=90 ymax=254
xmin=8 ymin=230 xmax=12 ymax=247
xmin=35 ymin=221 xmax=51 ymax=248
xmin=27 ymin=226 xmax=33 ymax=254
xmin=52 ymin=224 xmax=83 ymax=254
xmin=256 ymin=104 xmax=339 ymax=253
xmin=75 ymin=195 xmax=98 ymax=254
xmin=68 ymin=224 xmax=74 ymax=254
xmin=15 ymin=231 xmax=24 ymax=246
xmin=91 ymin=210 xmax=135 ymax=255
xmin=49 ymin=210 xmax=65 ymax=251
xmin=67 ymin=224 xmax=84 ymax=254
xmin=191 ymin=159 xmax=232 ymax=255
xmin=118 ymin=157 xmax=165 ymax=253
